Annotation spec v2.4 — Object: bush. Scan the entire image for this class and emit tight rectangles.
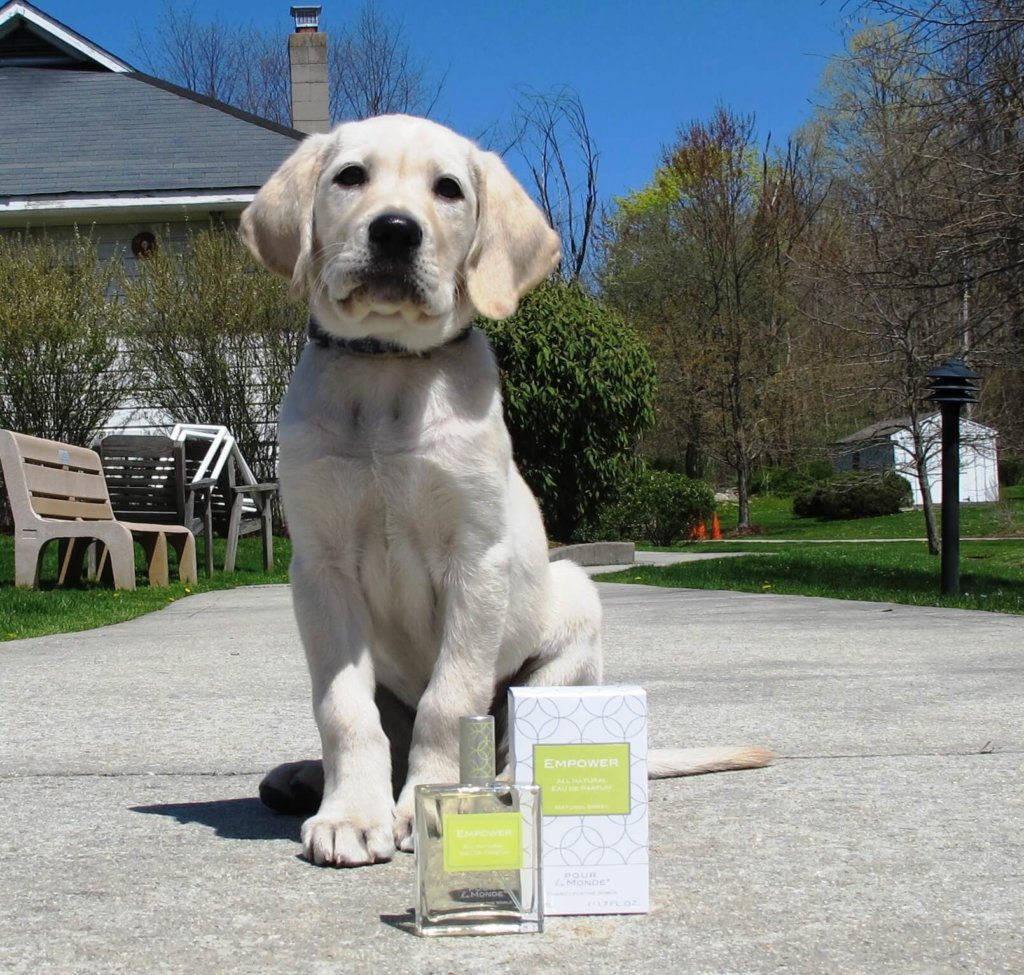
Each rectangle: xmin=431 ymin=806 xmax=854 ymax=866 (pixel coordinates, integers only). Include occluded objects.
xmin=595 ymin=464 xmax=715 ymax=545
xmin=793 ymin=471 xmax=912 ymax=520
xmin=750 ymin=459 xmax=835 ymax=496
xmin=480 ymin=280 xmax=656 ymax=542
xmin=0 ymin=232 xmax=131 ymax=444
xmin=122 ymin=228 xmax=306 ymax=484
xmin=999 ymin=455 xmax=1024 ymax=487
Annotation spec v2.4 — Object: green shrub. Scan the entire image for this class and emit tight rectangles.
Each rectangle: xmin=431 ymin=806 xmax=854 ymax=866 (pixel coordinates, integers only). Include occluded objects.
xmin=750 ymin=459 xmax=835 ymax=496
xmin=999 ymin=455 xmax=1024 ymax=487
xmin=122 ymin=228 xmax=306 ymax=484
xmin=793 ymin=470 xmax=912 ymax=520
xmin=0 ymin=232 xmax=131 ymax=444
xmin=595 ymin=464 xmax=715 ymax=545
xmin=480 ymin=280 xmax=656 ymax=542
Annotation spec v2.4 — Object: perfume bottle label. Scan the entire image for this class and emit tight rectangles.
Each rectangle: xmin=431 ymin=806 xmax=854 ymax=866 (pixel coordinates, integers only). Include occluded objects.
xmin=442 ymin=812 xmax=524 ymax=873
xmin=533 ymin=743 xmax=631 ymax=816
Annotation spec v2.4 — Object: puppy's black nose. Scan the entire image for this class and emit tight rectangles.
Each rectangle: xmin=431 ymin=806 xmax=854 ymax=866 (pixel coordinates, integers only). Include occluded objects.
xmin=368 ymin=213 xmax=423 ymax=258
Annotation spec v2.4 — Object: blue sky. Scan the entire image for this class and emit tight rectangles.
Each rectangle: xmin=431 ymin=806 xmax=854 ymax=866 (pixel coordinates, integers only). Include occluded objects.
xmin=42 ymin=0 xmax=853 ymax=204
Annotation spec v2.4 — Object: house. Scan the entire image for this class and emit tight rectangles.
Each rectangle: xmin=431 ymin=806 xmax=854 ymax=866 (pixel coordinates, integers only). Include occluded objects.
xmin=833 ymin=414 xmax=999 ymax=505
xmin=0 ymin=2 xmax=331 ymax=440
xmin=0 ymin=1 xmax=321 ymax=259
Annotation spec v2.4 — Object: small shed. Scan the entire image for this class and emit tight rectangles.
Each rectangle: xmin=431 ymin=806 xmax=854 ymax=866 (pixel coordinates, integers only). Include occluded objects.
xmin=833 ymin=414 xmax=999 ymax=505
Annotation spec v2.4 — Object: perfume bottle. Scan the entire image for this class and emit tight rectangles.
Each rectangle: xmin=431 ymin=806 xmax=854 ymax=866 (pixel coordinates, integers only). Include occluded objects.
xmin=414 ymin=715 xmax=543 ymax=937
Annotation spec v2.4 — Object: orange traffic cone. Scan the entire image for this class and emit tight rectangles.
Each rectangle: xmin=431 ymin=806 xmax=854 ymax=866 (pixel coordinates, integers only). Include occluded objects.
xmin=710 ymin=512 xmax=722 ymax=540
xmin=689 ymin=519 xmax=707 ymax=541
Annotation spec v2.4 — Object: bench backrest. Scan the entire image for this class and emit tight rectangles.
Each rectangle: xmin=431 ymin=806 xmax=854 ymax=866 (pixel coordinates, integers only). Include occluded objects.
xmin=0 ymin=429 xmax=114 ymax=523
xmin=98 ymin=435 xmax=186 ymax=525
xmin=181 ymin=436 xmax=246 ymax=530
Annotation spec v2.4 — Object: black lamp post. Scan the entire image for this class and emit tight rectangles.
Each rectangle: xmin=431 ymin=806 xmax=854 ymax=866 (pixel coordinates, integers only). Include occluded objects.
xmin=926 ymin=358 xmax=980 ymax=595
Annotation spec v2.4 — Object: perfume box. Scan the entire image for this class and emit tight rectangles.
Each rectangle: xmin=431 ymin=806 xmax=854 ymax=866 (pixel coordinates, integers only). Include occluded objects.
xmin=508 ymin=685 xmax=649 ymax=915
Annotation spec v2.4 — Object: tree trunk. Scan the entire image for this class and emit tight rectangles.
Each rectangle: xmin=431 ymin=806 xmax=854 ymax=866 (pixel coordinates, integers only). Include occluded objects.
xmin=910 ymin=420 xmax=940 ymax=555
xmin=736 ymin=459 xmax=751 ymax=530
xmin=684 ymin=441 xmax=704 ymax=480
xmin=920 ymin=488 xmax=939 ymax=556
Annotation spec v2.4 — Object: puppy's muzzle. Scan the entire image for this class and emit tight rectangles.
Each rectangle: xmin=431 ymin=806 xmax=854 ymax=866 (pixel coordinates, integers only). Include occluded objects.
xmin=358 ymin=212 xmax=427 ymax=306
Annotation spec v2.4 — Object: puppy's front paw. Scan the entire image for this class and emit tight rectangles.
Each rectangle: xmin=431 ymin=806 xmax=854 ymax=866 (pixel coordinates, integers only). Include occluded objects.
xmin=301 ymin=811 xmax=396 ymax=867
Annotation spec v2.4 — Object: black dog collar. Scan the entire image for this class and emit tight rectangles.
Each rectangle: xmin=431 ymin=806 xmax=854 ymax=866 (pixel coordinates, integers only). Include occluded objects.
xmin=308 ymin=317 xmax=472 ymax=357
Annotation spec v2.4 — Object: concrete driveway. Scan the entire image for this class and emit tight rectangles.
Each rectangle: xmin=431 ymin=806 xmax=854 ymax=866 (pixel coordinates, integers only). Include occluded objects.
xmin=0 ymin=580 xmax=1020 ymax=974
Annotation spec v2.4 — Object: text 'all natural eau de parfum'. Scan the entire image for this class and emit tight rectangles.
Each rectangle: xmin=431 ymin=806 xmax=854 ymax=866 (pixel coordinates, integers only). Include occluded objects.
xmin=414 ymin=715 xmax=543 ymax=936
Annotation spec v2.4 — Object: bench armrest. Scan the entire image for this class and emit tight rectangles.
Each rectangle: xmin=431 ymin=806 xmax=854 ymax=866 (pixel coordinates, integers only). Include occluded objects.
xmin=231 ymin=482 xmax=278 ymax=496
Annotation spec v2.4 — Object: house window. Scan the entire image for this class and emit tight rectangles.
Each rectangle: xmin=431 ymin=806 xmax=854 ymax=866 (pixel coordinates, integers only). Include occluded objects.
xmin=852 ymin=451 xmax=861 ymax=471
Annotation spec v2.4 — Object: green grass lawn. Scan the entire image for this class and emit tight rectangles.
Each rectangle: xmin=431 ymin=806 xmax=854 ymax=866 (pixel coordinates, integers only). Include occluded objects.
xmin=0 ymin=534 xmax=292 ymax=642
xmin=3 ymin=487 xmax=1023 ymax=641
xmin=713 ymin=484 xmax=1024 ymax=540
xmin=599 ymin=540 xmax=1024 ymax=615
xmin=610 ymin=486 xmax=1024 ymax=615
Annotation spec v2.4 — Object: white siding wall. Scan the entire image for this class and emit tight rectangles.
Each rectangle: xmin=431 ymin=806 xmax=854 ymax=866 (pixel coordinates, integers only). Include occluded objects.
xmin=892 ymin=417 xmax=999 ymax=505
xmin=1 ymin=219 xmax=225 ymax=279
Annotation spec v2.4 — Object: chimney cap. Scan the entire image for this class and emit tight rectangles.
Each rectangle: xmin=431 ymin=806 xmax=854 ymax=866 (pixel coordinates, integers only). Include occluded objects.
xmin=290 ymin=5 xmax=322 ymax=32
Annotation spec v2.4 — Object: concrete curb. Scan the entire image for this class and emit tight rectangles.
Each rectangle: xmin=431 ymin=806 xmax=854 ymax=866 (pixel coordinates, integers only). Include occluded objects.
xmin=548 ymin=541 xmax=636 ymax=566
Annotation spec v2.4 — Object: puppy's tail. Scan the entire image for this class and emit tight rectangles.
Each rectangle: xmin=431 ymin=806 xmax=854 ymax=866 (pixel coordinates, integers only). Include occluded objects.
xmin=647 ymin=745 xmax=775 ymax=779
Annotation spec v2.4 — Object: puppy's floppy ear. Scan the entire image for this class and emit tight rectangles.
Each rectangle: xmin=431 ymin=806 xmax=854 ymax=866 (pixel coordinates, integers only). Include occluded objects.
xmin=240 ymin=133 xmax=331 ymax=297
xmin=466 ymin=150 xmax=561 ymax=320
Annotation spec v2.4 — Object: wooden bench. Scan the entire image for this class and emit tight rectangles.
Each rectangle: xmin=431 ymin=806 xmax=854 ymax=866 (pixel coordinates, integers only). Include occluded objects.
xmin=180 ymin=436 xmax=275 ymax=574
xmin=0 ymin=429 xmax=198 ymax=590
xmin=97 ymin=434 xmax=216 ymax=577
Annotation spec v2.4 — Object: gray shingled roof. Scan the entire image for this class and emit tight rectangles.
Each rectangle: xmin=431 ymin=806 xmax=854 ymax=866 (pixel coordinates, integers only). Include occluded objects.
xmin=0 ymin=67 xmax=303 ymax=200
xmin=833 ymin=418 xmax=912 ymax=447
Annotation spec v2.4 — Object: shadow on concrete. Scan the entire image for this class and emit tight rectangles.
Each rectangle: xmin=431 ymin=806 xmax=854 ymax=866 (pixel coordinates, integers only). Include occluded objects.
xmin=379 ymin=909 xmax=417 ymax=936
xmin=130 ymin=796 xmax=302 ymax=843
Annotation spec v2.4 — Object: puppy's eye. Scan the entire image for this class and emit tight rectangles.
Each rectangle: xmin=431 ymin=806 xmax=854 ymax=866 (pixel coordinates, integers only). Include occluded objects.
xmin=334 ymin=165 xmax=367 ymax=188
xmin=434 ymin=176 xmax=464 ymax=200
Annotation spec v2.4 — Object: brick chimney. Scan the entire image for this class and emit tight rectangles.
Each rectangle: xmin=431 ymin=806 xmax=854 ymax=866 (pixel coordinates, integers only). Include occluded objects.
xmin=289 ymin=6 xmax=329 ymax=134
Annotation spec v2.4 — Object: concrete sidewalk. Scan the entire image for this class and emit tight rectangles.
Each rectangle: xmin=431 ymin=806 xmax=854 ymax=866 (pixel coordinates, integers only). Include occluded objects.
xmin=1 ymin=580 xmax=1021 ymax=974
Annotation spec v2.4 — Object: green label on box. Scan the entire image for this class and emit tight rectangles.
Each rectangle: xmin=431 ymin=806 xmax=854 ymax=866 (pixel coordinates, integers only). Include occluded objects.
xmin=533 ymin=743 xmax=631 ymax=816
xmin=442 ymin=812 xmax=523 ymax=873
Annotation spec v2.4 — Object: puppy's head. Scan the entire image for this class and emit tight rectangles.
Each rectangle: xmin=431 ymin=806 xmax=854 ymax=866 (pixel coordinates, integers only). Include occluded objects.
xmin=241 ymin=114 xmax=560 ymax=352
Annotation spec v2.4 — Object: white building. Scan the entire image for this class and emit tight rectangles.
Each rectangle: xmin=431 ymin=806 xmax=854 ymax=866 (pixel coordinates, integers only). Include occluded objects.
xmin=0 ymin=1 xmax=319 ymax=442
xmin=834 ymin=414 xmax=999 ymax=505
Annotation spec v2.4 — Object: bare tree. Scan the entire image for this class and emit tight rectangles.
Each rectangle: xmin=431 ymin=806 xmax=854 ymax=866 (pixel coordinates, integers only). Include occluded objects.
xmin=134 ymin=4 xmax=275 ymax=110
xmin=122 ymin=230 xmax=307 ymax=485
xmin=329 ymin=1 xmax=444 ymax=120
xmin=231 ymin=28 xmax=292 ymax=125
xmin=805 ymin=17 xmax=1012 ymax=550
xmin=134 ymin=0 xmax=444 ymax=126
xmin=853 ymin=1 xmax=1024 ymax=454
xmin=510 ymin=86 xmax=600 ymax=283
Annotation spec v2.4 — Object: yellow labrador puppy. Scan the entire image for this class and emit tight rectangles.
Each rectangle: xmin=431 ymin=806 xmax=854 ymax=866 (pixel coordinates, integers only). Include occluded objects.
xmin=242 ymin=115 xmax=769 ymax=867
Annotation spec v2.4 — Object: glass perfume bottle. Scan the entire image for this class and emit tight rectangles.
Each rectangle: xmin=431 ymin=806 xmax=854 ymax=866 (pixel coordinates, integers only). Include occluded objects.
xmin=414 ymin=715 xmax=543 ymax=937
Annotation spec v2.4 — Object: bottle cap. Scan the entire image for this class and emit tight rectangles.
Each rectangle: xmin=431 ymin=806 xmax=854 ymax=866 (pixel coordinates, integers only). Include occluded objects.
xmin=459 ymin=715 xmax=495 ymax=785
